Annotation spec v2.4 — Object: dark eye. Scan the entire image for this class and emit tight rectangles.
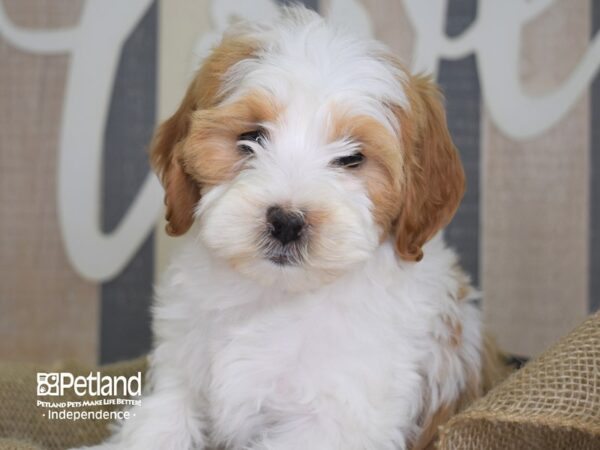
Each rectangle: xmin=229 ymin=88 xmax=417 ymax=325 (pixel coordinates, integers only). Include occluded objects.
xmin=237 ymin=129 xmax=265 ymax=155
xmin=331 ymin=152 xmax=365 ymax=169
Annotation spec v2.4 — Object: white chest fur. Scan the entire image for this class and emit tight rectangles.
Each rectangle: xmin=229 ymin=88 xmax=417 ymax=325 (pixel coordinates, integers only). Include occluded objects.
xmin=150 ymin=235 xmax=482 ymax=450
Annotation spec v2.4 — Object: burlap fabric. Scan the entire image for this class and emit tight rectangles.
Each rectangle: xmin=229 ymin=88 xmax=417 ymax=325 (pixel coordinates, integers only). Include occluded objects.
xmin=0 ymin=357 xmax=147 ymax=450
xmin=439 ymin=311 xmax=600 ymax=450
xmin=0 ymin=438 xmax=44 ymax=450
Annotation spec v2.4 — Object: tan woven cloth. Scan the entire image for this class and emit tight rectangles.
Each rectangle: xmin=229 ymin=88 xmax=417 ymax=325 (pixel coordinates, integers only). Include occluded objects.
xmin=0 ymin=438 xmax=44 ymax=450
xmin=439 ymin=311 xmax=600 ymax=450
xmin=0 ymin=357 xmax=147 ymax=450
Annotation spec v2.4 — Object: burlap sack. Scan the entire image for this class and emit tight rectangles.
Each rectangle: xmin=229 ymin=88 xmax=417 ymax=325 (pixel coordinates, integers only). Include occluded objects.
xmin=0 ymin=357 xmax=147 ymax=450
xmin=439 ymin=311 xmax=600 ymax=450
xmin=0 ymin=438 xmax=44 ymax=450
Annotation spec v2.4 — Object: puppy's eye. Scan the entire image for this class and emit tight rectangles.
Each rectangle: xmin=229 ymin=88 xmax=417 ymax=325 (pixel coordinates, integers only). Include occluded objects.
xmin=237 ymin=129 xmax=265 ymax=155
xmin=331 ymin=152 xmax=365 ymax=169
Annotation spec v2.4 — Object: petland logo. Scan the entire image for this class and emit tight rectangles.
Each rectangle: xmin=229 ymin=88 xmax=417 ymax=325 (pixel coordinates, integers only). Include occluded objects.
xmin=37 ymin=372 xmax=142 ymax=397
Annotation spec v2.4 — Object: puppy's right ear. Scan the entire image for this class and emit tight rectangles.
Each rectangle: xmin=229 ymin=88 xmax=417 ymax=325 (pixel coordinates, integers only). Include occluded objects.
xmin=150 ymin=97 xmax=201 ymax=237
xmin=150 ymin=30 xmax=260 ymax=236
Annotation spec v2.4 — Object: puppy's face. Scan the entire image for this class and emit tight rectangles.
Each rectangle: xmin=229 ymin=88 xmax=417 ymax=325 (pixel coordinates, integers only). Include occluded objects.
xmin=151 ymin=12 xmax=464 ymax=289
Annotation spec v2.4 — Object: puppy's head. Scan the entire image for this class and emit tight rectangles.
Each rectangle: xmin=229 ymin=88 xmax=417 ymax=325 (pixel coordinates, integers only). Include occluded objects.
xmin=151 ymin=8 xmax=464 ymax=289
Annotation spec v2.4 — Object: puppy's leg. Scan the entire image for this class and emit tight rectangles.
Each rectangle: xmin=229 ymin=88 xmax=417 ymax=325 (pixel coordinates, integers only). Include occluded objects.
xmin=73 ymin=371 xmax=205 ymax=450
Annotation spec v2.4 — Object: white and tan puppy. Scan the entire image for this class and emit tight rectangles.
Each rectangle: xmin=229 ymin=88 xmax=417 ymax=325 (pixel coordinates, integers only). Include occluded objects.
xmin=84 ymin=6 xmax=491 ymax=450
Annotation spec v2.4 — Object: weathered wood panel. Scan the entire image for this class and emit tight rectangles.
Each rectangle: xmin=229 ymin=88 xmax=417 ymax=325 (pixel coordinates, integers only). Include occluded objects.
xmin=482 ymin=1 xmax=590 ymax=356
xmin=0 ymin=0 xmax=98 ymax=364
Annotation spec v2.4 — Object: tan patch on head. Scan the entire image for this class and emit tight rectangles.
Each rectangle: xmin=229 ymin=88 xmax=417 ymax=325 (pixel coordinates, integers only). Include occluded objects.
xmin=328 ymin=111 xmax=403 ymax=235
xmin=149 ymin=30 xmax=263 ymax=236
xmin=326 ymin=65 xmax=465 ymax=259
xmin=182 ymin=91 xmax=280 ymax=188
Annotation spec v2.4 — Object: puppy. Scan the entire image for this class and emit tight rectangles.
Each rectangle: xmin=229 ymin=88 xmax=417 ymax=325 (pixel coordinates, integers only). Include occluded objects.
xmin=85 ymin=6 xmax=487 ymax=450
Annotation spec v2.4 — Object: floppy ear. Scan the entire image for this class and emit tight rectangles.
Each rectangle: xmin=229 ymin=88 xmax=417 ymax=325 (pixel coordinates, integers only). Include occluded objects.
xmin=150 ymin=102 xmax=200 ymax=237
xmin=149 ymin=31 xmax=259 ymax=236
xmin=394 ymin=74 xmax=465 ymax=262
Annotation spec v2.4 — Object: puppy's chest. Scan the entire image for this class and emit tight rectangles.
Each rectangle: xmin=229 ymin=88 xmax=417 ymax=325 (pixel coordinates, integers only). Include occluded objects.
xmin=203 ymin=294 xmax=422 ymax=420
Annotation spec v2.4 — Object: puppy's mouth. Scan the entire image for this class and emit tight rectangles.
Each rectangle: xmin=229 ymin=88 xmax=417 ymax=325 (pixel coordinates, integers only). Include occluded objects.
xmin=261 ymin=239 xmax=306 ymax=267
xmin=268 ymin=253 xmax=294 ymax=266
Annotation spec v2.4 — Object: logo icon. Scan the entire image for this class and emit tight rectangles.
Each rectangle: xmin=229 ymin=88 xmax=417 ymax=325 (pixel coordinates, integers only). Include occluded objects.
xmin=37 ymin=373 xmax=60 ymax=396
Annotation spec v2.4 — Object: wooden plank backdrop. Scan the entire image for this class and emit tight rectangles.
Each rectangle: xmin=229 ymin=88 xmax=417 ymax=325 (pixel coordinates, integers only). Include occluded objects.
xmin=482 ymin=1 xmax=591 ymax=356
xmin=0 ymin=0 xmax=598 ymax=364
xmin=0 ymin=0 xmax=98 ymax=365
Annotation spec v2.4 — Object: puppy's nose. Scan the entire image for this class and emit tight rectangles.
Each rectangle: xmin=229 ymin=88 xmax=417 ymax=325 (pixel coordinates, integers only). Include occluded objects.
xmin=266 ymin=206 xmax=305 ymax=245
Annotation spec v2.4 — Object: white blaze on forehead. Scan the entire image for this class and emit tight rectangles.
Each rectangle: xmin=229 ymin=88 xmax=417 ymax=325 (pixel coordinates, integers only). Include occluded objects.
xmin=238 ymin=96 xmax=365 ymax=201
xmin=219 ymin=9 xmax=408 ymax=136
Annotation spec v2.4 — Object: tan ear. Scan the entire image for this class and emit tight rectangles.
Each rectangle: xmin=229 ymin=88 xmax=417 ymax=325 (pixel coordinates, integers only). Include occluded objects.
xmin=160 ymin=149 xmax=200 ymax=237
xmin=395 ymin=74 xmax=465 ymax=261
xmin=150 ymin=100 xmax=201 ymax=237
xmin=149 ymin=30 xmax=259 ymax=236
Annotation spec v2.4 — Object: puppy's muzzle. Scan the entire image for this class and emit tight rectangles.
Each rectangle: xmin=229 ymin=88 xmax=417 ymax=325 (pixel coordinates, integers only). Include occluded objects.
xmin=266 ymin=206 xmax=305 ymax=245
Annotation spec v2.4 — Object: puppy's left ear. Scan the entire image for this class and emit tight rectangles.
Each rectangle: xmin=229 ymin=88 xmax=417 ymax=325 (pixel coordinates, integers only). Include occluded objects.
xmin=394 ymin=74 xmax=465 ymax=262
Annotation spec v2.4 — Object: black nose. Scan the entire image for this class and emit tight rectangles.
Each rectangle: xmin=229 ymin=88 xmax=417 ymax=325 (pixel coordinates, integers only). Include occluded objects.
xmin=266 ymin=206 xmax=305 ymax=245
